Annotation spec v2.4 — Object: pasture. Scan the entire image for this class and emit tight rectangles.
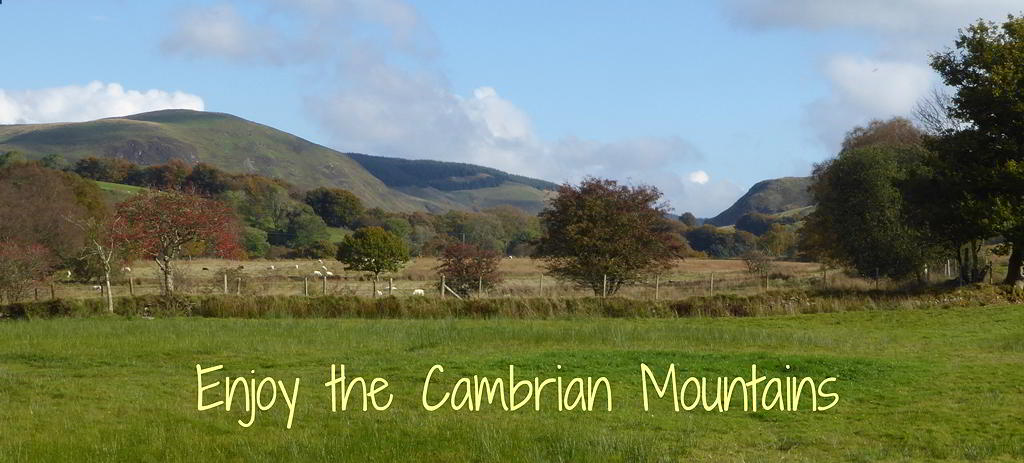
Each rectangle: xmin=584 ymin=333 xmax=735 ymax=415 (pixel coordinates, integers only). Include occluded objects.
xmin=46 ymin=256 xmax=901 ymax=302
xmin=0 ymin=305 xmax=1021 ymax=461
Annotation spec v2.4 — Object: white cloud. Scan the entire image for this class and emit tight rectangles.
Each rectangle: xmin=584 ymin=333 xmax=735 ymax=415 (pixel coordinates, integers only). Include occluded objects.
xmin=688 ymin=170 xmax=710 ymax=185
xmin=161 ymin=0 xmax=720 ymax=214
xmin=724 ymin=0 xmax=1019 ymax=149
xmin=0 ymin=81 xmax=204 ymax=124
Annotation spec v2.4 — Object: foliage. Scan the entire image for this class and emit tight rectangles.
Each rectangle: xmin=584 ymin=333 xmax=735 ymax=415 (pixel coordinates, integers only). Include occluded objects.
xmin=927 ymin=15 xmax=1024 ymax=284
xmin=800 ymin=121 xmax=942 ymax=280
xmin=436 ymin=242 xmax=502 ymax=296
xmin=678 ymin=211 xmax=698 ymax=227
xmin=347 ymin=152 xmax=558 ymax=191
xmin=304 ymin=187 xmax=364 ymax=228
xmin=0 ymin=241 xmax=53 ymax=303
xmin=685 ymin=225 xmax=757 ymax=258
xmin=735 ymin=212 xmax=776 ymax=236
xmin=0 ymin=162 xmax=109 ymax=263
xmin=241 ymin=227 xmax=271 ymax=258
xmin=742 ymin=249 xmax=775 ymax=275
xmin=536 ymin=177 xmax=685 ymax=295
xmin=336 ymin=227 xmax=410 ymax=279
xmin=114 ymin=190 xmax=242 ymax=294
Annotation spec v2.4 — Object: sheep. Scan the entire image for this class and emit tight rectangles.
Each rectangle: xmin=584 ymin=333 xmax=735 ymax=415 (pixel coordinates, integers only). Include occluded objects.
xmin=121 ymin=266 xmax=131 ymax=273
xmin=317 ymin=259 xmax=324 ymax=265
xmin=376 ymin=290 xmax=383 ymax=296
xmin=65 ymin=270 xmax=72 ymax=279
xmin=294 ymin=264 xmax=300 ymax=269
xmin=325 ymin=271 xmax=334 ymax=277
xmin=412 ymin=289 xmax=425 ymax=296
xmin=312 ymin=270 xmax=323 ymax=277
xmin=321 ymin=265 xmax=328 ymax=271
xmin=267 ymin=265 xmax=276 ymax=271
xmin=91 ymin=285 xmax=102 ymax=291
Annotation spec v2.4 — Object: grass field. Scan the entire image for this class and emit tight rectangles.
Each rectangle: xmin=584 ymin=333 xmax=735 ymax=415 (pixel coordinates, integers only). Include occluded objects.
xmin=1 ymin=305 xmax=1021 ymax=461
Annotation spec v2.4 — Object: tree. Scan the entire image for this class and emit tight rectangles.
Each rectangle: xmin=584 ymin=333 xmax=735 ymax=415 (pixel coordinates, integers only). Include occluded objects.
xmin=0 ymin=242 xmax=53 ymax=303
xmin=928 ymin=15 xmax=1024 ymax=285
xmin=735 ymin=212 xmax=775 ymax=236
xmin=304 ymin=187 xmax=364 ymax=228
xmin=436 ymin=242 xmax=502 ymax=297
xmin=114 ymin=190 xmax=242 ymax=294
xmin=678 ymin=212 xmax=698 ymax=227
xmin=536 ymin=177 xmax=685 ymax=295
xmin=66 ymin=216 xmax=130 ymax=313
xmin=801 ymin=120 xmax=942 ymax=280
xmin=336 ymin=227 xmax=410 ymax=295
xmin=0 ymin=162 xmax=109 ymax=263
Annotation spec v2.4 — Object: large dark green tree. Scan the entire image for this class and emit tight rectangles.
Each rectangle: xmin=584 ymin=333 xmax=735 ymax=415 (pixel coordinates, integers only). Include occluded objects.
xmin=800 ymin=119 xmax=942 ymax=280
xmin=928 ymin=14 xmax=1024 ymax=284
xmin=536 ymin=177 xmax=685 ymax=295
xmin=304 ymin=187 xmax=364 ymax=228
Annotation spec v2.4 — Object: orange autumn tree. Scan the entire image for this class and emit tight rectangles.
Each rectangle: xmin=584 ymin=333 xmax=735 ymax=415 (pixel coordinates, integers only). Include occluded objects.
xmin=115 ymin=190 xmax=242 ymax=294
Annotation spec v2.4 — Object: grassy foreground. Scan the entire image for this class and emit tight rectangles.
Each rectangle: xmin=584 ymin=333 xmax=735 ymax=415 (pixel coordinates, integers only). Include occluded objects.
xmin=0 ymin=306 xmax=1022 ymax=462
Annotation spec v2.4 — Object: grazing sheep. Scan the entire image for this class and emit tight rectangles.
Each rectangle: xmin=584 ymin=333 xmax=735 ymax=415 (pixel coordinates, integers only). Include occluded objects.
xmin=65 ymin=270 xmax=72 ymax=279
xmin=376 ymin=290 xmax=383 ymax=296
xmin=91 ymin=285 xmax=102 ymax=291
xmin=325 ymin=271 xmax=334 ymax=277
xmin=321 ymin=265 xmax=328 ymax=271
xmin=412 ymin=289 xmax=425 ymax=296
xmin=294 ymin=264 xmax=300 ymax=269
xmin=317 ymin=259 xmax=324 ymax=265
xmin=268 ymin=265 xmax=276 ymax=270
xmin=312 ymin=270 xmax=323 ymax=277
xmin=121 ymin=266 xmax=131 ymax=273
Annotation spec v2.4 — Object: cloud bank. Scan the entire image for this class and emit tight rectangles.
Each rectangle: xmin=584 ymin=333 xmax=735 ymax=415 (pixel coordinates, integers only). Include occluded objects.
xmin=725 ymin=0 xmax=1018 ymax=149
xmin=0 ymin=81 xmax=204 ymax=125
xmin=161 ymin=0 xmax=732 ymax=216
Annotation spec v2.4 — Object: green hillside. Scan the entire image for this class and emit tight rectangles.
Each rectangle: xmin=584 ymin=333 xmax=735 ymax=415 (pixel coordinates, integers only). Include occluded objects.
xmin=706 ymin=176 xmax=814 ymax=226
xmin=0 ymin=110 xmax=554 ymax=213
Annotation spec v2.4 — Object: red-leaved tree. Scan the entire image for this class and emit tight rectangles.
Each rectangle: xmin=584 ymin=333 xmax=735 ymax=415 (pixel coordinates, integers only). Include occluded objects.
xmin=114 ymin=190 xmax=242 ymax=294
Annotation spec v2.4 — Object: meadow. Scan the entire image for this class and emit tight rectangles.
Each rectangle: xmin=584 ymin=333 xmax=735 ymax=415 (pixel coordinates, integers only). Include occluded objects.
xmin=0 ymin=305 xmax=1021 ymax=462
xmin=45 ymin=256 xmax=916 ymax=302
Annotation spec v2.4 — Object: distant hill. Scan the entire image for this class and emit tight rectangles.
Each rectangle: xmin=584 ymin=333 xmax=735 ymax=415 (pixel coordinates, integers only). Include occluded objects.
xmin=0 ymin=109 xmax=556 ymax=213
xmin=706 ymin=176 xmax=813 ymax=226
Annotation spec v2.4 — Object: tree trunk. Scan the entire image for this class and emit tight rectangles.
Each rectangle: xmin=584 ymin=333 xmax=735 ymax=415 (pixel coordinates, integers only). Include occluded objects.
xmin=157 ymin=257 xmax=174 ymax=295
xmin=1004 ymin=243 xmax=1023 ymax=286
xmin=104 ymin=270 xmax=113 ymax=313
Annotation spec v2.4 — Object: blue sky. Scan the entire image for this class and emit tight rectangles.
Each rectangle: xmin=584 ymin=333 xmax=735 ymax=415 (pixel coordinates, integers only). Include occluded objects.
xmin=0 ymin=1 xmax=1018 ymax=216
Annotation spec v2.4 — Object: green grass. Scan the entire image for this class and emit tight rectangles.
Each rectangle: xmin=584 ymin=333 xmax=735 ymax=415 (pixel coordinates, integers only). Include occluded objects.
xmin=0 ymin=305 xmax=1021 ymax=461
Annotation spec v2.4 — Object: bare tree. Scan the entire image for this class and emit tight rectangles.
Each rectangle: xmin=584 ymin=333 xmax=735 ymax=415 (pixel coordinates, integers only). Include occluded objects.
xmin=66 ymin=216 xmax=125 ymax=313
xmin=912 ymin=87 xmax=963 ymax=135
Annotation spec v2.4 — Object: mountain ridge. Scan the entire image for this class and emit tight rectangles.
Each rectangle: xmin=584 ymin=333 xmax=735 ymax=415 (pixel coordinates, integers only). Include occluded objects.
xmin=0 ymin=109 xmax=556 ymax=213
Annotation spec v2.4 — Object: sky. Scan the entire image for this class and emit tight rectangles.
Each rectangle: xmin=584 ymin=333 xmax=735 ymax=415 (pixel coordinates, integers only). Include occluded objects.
xmin=0 ymin=0 xmax=1019 ymax=216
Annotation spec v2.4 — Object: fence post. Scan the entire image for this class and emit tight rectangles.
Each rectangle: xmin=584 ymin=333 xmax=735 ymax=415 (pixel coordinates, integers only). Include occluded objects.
xmin=539 ymin=274 xmax=543 ymax=296
xmin=322 ymin=276 xmax=327 ymax=295
xmin=654 ymin=275 xmax=660 ymax=301
xmin=34 ymin=287 xmax=39 ymax=301
xmin=223 ymin=273 xmax=228 ymax=294
xmin=602 ymin=274 xmax=608 ymax=298
xmin=389 ymin=277 xmax=393 ymax=297
xmin=304 ymin=277 xmax=309 ymax=296
xmin=478 ymin=276 xmax=483 ymax=297
xmin=441 ymin=275 xmax=446 ymax=299
xmin=50 ymin=282 xmax=55 ymax=300
xmin=710 ymin=273 xmax=714 ymax=297
xmin=236 ymin=277 xmax=241 ymax=295
xmin=129 ymin=277 xmax=134 ymax=296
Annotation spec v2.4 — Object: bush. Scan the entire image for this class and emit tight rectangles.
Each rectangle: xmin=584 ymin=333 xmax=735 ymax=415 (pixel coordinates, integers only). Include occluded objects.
xmin=437 ymin=242 xmax=502 ymax=297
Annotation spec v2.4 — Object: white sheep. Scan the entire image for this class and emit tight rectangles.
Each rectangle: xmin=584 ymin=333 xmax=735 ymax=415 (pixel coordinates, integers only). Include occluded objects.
xmin=321 ymin=265 xmax=328 ymax=271
xmin=121 ymin=266 xmax=131 ymax=273
xmin=325 ymin=271 xmax=334 ymax=277
xmin=376 ymin=290 xmax=384 ymax=296
xmin=294 ymin=264 xmax=300 ymax=269
xmin=317 ymin=259 xmax=324 ymax=265
xmin=268 ymin=265 xmax=276 ymax=270
xmin=65 ymin=270 xmax=72 ymax=279
xmin=312 ymin=270 xmax=323 ymax=277
xmin=92 ymin=285 xmax=102 ymax=291
xmin=412 ymin=289 xmax=425 ymax=296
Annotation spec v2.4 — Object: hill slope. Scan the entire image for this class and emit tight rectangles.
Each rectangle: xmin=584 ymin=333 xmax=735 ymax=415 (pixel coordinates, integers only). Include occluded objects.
xmin=0 ymin=110 xmax=555 ymax=213
xmin=706 ymin=176 xmax=813 ymax=226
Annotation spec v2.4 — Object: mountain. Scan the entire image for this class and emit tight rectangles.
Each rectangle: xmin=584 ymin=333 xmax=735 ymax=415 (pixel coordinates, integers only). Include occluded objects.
xmin=706 ymin=176 xmax=813 ymax=226
xmin=0 ymin=109 xmax=556 ymax=213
